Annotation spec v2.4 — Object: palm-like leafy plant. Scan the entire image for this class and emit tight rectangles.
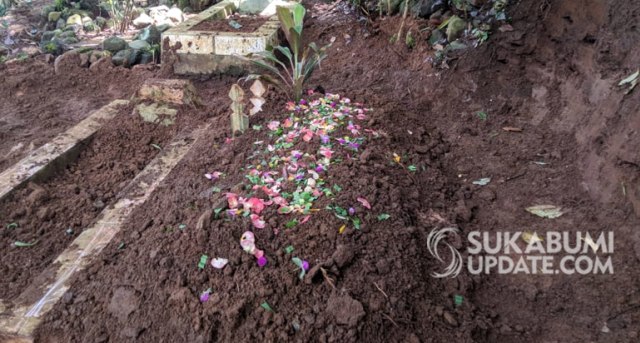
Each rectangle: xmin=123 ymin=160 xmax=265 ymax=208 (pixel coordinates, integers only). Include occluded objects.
xmin=245 ymin=4 xmax=330 ymax=101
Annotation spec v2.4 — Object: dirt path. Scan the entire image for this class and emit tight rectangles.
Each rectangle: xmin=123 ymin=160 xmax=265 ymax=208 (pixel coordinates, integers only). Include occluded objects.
xmin=0 ymin=0 xmax=638 ymax=341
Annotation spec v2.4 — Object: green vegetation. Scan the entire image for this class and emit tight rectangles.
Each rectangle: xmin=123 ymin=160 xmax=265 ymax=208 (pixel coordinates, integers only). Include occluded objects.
xmin=245 ymin=4 xmax=331 ymax=101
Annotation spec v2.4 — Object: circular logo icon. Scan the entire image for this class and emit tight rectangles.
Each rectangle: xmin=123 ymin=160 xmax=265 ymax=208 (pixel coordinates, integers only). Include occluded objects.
xmin=427 ymin=227 xmax=463 ymax=278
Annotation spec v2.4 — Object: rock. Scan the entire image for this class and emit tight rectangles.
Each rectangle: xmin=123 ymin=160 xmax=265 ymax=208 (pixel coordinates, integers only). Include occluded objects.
xmin=56 ymin=18 xmax=66 ymax=30
xmin=89 ymin=55 xmax=113 ymax=72
xmin=48 ymin=11 xmax=61 ymax=22
xmin=83 ymin=17 xmax=96 ymax=32
xmin=102 ymin=36 xmax=127 ymax=53
xmin=69 ymin=9 xmax=94 ymax=19
xmin=138 ymin=52 xmax=153 ymax=64
xmin=446 ymin=15 xmax=466 ymax=42
xmin=137 ymin=25 xmax=161 ymax=44
xmin=137 ymin=79 xmax=201 ymax=105
xmin=375 ymin=259 xmax=390 ymax=275
xmin=428 ymin=29 xmax=446 ymax=46
xmin=37 ymin=206 xmax=52 ymax=220
xmin=135 ymin=102 xmax=177 ymax=125
xmin=93 ymin=199 xmax=105 ymax=209
xmin=58 ymin=30 xmax=76 ymax=39
xmin=41 ymin=30 xmax=60 ymax=43
xmin=121 ymin=326 xmax=143 ymax=339
xmin=54 ymin=50 xmax=81 ymax=74
xmin=133 ymin=13 xmax=154 ymax=28
xmin=156 ymin=24 xmax=172 ymax=32
xmin=62 ymin=37 xmax=79 ymax=45
xmin=108 ymin=287 xmax=139 ymax=322
xmin=332 ymin=244 xmax=355 ymax=268
xmin=196 ymin=209 xmax=213 ymax=230
xmin=66 ymin=14 xmax=83 ymax=26
xmin=469 ymin=0 xmax=487 ymax=6
xmin=166 ymin=7 xmax=184 ymax=23
xmin=40 ymin=4 xmax=55 ymax=19
xmin=412 ymin=0 xmax=437 ymax=18
xmin=112 ymin=49 xmax=140 ymax=67
xmin=128 ymin=39 xmax=150 ymax=50
xmin=95 ymin=16 xmax=107 ymax=29
xmin=443 ymin=311 xmax=458 ymax=326
xmin=326 ymin=293 xmax=365 ymax=327
xmin=89 ymin=51 xmax=105 ymax=64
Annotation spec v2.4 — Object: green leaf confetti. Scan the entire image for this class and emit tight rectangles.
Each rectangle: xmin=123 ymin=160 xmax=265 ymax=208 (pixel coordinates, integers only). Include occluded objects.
xmin=14 ymin=240 xmax=37 ymax=247
xmin=377 ymin=213 xmax=391 ymax=221
xmin=198 ymin=255 xmax=208 ymax=269
xmin=261 ymin=301 xmax=274 ymax=312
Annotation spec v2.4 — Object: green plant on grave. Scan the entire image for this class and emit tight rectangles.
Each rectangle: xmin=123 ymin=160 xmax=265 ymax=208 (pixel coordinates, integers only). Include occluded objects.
xmin=244 ymin=4 xmax=331 ymax=102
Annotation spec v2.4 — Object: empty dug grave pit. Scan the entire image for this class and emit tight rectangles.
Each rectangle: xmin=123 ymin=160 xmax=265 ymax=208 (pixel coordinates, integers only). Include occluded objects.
xmin=0 ymin=102 xmax=204 ymax=303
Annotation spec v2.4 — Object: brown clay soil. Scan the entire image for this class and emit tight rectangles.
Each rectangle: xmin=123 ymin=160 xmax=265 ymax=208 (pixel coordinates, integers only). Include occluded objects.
xmin=0 ymin=60 xmax=158 ymax=173
xmin=0 ymin=0 xmax=637 ymax=342
xmin=0 ymin=102 xmax=209 ymax=301
xmin=190 ymin=14 xmax=269 ymax=33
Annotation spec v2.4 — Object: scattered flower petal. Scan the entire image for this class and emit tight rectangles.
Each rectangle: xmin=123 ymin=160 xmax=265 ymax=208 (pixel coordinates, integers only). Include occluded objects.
xmin=357 ymin=197 xmax=371 ymax=209
xmin=211 ymin=258 xmax=229 ymax=269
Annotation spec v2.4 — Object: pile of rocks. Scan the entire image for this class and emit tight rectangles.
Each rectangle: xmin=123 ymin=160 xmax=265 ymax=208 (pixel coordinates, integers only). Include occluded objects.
xmin=101 ymin=26 xmax=163 ymax=68
xmin=132 ymin=5 xmax=187 ymax=28
xmin=40 ymin=7 xmax=107 ymax=55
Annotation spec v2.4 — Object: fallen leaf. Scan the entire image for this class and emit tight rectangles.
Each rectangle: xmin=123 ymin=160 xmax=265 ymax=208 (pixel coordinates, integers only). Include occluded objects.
xmin=498 ymin=24 xmax=514 ymax=32
xmin=13 ymin=240 xmax=37 ymax=247
xmin=525 ymin=205 xmax=564 ymax=219
xmin=619 ymin=69 xmax=639 ymax=94
xmin=472 ymin=177 xmax=491 ymax=186
xmin=582 ymin=236 xmax=599 ymax=253
xmin=338 ymin=224 xmax=346 ymax=234
xmin=522 ymin=231 xmax=544 ymax=244
xmin=393 ymin=153 xmax=401 ymax=163
xmin=502 ymin=127 xmax=522 ymax=132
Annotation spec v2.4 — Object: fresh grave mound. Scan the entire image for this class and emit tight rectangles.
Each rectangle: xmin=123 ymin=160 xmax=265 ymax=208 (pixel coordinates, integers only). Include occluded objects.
xmin=190 ymin=14 xmax=269 ymax=32
xmin=0 ymin=103 xmax=205 ymax=302
xmin=34 ymin=92 xmax=470 ymax=342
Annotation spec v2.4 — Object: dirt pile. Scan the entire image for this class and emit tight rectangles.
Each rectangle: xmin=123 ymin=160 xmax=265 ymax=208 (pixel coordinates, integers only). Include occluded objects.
xmin=0 ymin=0 xmax=637 ymax=341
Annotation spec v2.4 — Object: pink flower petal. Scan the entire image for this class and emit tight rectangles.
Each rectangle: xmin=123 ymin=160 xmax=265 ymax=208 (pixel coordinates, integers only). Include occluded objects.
xmin=211 ymin=258 xmax=229 ymax=269
xmin=357 ymin=197 xmax=371 ymax=210
xmin=267 ymin=120 xmax=280 ymax=131
xmin=250 ymin=214 xmax=266 ymax=229
xmin=226 ymin=193 xmax=239 ymax=209
xmin=300 ymin=215 xmax=311 ymax=224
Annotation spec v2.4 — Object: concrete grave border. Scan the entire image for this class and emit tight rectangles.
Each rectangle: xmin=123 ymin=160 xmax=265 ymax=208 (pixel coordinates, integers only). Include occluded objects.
xmin=161 ymin=0 xmax=284 ymax=75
